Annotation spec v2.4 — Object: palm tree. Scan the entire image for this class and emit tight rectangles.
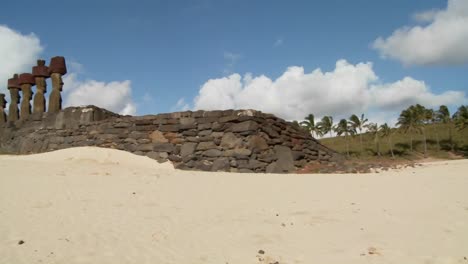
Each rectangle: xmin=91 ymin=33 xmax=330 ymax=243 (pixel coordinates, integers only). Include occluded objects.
xmin=300 ymin=114 xmax=322 ymax=138
xmin=317 ymin=116 xmax=334 ymax=138
xmin=365 ymin=122 xmax=381 ymax=156
xmin=453 ymin=105 xmax=468 ymax=131
xmin=333 ymin=118 xmax=355 ymax=157
xmin=425 ymin=108 xmax=440 ymax=150
xmin=414 ymin=104 xmax=428 ymax=157
xmin=436 ymin=105 xmax=454 ymax=151
xmin=380 ymin=123 xmax=395 ymax=159
xmin=397 ymin=105 xmax=423 ymax=153
xmin=349 ymin=113 xmax=368 ymax=153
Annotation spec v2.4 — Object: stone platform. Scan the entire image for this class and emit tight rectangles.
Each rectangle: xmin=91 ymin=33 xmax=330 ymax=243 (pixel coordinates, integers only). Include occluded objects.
xmin=0 ymin=106 xmax=341 ymax=173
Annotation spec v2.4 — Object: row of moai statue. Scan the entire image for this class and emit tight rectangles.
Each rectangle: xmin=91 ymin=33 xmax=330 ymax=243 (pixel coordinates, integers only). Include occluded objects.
xmin=0 ymin=56 xmax=67 ymax=125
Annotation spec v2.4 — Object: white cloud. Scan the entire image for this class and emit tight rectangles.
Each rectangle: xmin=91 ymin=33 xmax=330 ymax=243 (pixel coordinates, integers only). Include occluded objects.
xmin=191 ymin=59 xmax=466 ymax=124
xmin=274 ymin=38 xmax=283 ymax=47
xmin=224 ymin=52 xmax=240 ymax=65
xmin=369 ymin=77 xmax=463 ymax=110
xmin=223 ymin=52 xmax=241 ymax=74
xmin=172 ymin=98 xmax=190 ymax=112
xmin=373 ymin=0 xmax=468 ymax=65
xmin=63 ymin=73 xmax=137 ymax=115
xmin=0 ymin=25 xmax=43 ymax=96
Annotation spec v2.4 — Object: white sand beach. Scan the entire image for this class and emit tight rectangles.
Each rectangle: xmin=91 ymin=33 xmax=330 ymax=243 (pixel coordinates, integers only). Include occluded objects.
xmin=1 ymin=147 xmax=467 ymax=264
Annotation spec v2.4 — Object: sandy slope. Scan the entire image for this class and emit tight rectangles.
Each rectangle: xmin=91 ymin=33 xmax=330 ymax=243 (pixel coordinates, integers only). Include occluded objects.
xmin=1 ymin=147 xmax=467 ymax=264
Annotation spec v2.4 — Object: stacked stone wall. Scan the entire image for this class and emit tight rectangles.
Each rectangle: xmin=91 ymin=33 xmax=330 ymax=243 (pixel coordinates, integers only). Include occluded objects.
xmin=0 ymin=106 xmax=341 ymax=173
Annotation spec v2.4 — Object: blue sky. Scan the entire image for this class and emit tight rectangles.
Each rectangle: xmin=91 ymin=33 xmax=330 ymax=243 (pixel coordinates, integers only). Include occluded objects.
xmin=1 ymin=0 xmax=467 ymax=124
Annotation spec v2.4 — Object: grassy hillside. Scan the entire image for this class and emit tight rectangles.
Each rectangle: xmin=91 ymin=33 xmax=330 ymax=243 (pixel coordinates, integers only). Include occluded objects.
xmin=319 ymin=123 xmax=468 ymax=160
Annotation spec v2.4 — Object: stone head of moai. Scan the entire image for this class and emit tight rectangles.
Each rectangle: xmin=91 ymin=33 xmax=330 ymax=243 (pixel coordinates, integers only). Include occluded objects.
xmin=32 ymin=59 xmax=50 ymax=93
xmin=32 ymin=60 xmax=49 ymax=114
xmin=49 ymin=56 xmax=66 ymax=91
xmin=0 ymin=93 xmax=6 ymax=124
xmin=48 ymin=56 xmax=67 ymax=113
xmin=18 ymin=73 xmax=35 ymax=100
xmin=18 ymin=73 xmax=36 ymax=120
xmin=0 ymin=94 xmax=6 ymax=109
xmin=7 ymin=74 xmax=21 ymax=122
xmin=7 ymin=74 xmax=21 ymax=104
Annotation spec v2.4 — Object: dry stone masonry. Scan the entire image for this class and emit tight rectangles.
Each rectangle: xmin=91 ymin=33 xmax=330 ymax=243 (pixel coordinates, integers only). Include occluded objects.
xmin=0 ymin=55 xmax=340 ymax=173
xmin=0 ymin=106 xmax=341 ymax=173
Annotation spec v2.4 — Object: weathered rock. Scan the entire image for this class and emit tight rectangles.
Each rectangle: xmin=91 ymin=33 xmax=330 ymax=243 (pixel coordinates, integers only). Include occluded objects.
xmin=160 ymin=124 xmax=180 ymax=132
xmin=198 ymin=135 xmax=214 ymax=142
xmin=198 ymin=123 xmax=212 ymax=130
xmin=198 ymin=129 xmax=212 ymax=137
xmin=194 ymin=160 xmax=212 ymax=171
xmin=124 ymin=138 xmax=138 ymax=144
xmin=248 ymin=159 xmax=268 ymax=169
xmin=196 ymin=141 xmax=217 ymax=151
xmin=114 ymin=122 xmax=132 ymax=128
xmin=220 ymin=132 xmax=243 ymax=149
xmin=211 ymin=132 xmax=224 ymax=138
xmin=292 ymin=151 xmax=306 ymax=161
xmin=224 ymin=148 xmax=252 ymax=158
xmin=137 ymin=138 xmax=151 ymax=144
xmin=266 ymin=145 xmax=296 ymax=173
xmin=261 ymin=126 xmax=280 ymax=138
xmin=180 ymin=117 xmax=195 ymax=126
xmin=153 ymin=143 xmax=175 ymax=153
xmin=212 ymin=158 xmax=230 ymax=171
xmin=137 ymin=143 xmax=153 ymax=151
xmin=230 ymin=120 xmax=258 ymax=132
xmin=149 ymin=130 xmax=169 ymax=143
xmin=146 ymin=151 xmax=160 ymax=160
xmin=219 ymin=115 xmax=239 ymax=123
xmin=247 ymin=135 xmax=269 ymax=153
xmin=168 ymin=154 xmax=182 ymax=162
xmin=180 ymin=142 xmax=197 ymax=157
xmin=129 ymin=131 xmax=147 ymax=140
xmin=202 ymin=149 xmax=222 ymax=157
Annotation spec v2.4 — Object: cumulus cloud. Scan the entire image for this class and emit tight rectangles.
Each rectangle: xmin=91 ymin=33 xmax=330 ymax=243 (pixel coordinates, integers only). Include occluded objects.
xmin=63 ymin=73 xmax=137 ymax=115
xmin=372 ymin=0 xmax=468 ymax=65
xmin=0 ymin=25 xmax=43 ymax=95
xmin=192 ymin=60 xmax=466 ymax=124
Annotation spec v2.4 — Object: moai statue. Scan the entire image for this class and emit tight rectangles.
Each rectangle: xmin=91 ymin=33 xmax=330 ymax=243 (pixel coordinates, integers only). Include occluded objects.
xmin=18 ymin=73 xmax=36 ymax=121
xmin=7 ymin=74 xmax=21 ymax=122
xmin=32 ymin=59 xmax=50 ymax=114
xmin=0 ymin=93 xmax=7 ymax=125
xmin=48 ymin=56 xmax=67 ymax=113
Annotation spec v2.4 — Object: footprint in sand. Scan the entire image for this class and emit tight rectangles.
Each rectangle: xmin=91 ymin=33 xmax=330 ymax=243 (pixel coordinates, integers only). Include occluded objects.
xmin=367 ymin=247 xmax=382 ymax=256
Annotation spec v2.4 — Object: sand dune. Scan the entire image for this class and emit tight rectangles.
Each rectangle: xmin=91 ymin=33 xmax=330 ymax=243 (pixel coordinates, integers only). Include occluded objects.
xmin=1 ymin=147 xmax=467 ymax=264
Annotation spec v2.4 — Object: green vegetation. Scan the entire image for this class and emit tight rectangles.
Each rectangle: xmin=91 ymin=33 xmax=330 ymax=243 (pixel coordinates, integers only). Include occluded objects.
xmin=297 ymin=104 xmax=468 ymax=160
